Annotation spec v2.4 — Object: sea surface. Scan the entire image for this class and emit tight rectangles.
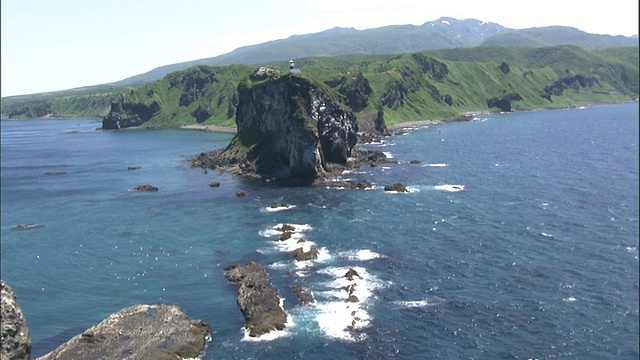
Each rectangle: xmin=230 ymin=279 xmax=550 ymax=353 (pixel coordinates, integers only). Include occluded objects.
xmin=1 ymin=103 xmax=638 ymax=359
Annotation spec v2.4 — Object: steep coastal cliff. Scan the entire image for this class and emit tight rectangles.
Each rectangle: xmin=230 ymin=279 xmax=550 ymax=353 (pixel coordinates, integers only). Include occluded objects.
xmin=192 ymin=68 xmax=366 ymax=185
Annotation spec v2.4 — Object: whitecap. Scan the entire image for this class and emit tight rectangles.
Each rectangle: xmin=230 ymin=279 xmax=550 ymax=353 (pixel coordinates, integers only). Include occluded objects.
xmin=393 ymin=298 xmax=443 ymax=308
xmin=425 ymin=163 xmax=449 ymax=167
xmin=434 ymin=184 xmax=465 ymax=192
xmin=541 ymin=232 xmax=553 ymax=238
xmin=382 ymin=151 xmax=394 ymax=158
xmin=563 ymin=297 xmax=577 ymax=302
xmin=345 ymin=249 xmax=384 ymax=261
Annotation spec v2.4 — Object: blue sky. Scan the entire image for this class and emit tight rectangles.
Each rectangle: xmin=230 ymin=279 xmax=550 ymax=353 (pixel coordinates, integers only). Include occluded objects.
xmin=1 ymin=0 xmax=638 ymax=97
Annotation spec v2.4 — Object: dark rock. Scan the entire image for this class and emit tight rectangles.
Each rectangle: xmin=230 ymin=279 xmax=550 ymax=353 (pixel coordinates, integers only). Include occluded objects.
xmin=278 ymin=232 xmax=293 ymax=241
xmin=191 ymin=71 xmax=358 ymax=185
xmin=224 ymin=262 xmax=287 ymax=337
xmin=269 ymin=203 xmax=290 ymax=209
xmin=38 ymin=304 xmax=210 ymax=360
xmin=45 ymin=171 xmax=69 ymax=175
xmin=486 ymin=92 xmax=523 ymax=112
xmin=324 ymin=180 xmax=373 ymax=189
xmin=127 ymin=166 xmax=141 ymax=170
xmin=1 ymin=280 xmax=31 ymax=360
xmin=292 ymin=247 xmax=319 ymax=261
xmin=345 ymin=268 xmax=361 ymax=281
xmin=384 ymin=183 xmax=408 ymax=192
xmin=409 ymin=160 xmax=422 ymax=164
xmin=132 ymin=185 xmax=158 ymax=192
xmin=102 ymin=94 xmax=161 ymax=130
xmin=347 ymin=294 xmax=360 ymax=303
xmin=209 ymin=182 xmax=221 ymax=187
xmin=14 ymin=223 xmax=38 ymax=230
xmin=292 ymin=283 xmax=314 ymax=304
xmin=236 ymin=190 xmax=248 ymax=197
xmin=275 ymin=224 xmax=296 ymax=232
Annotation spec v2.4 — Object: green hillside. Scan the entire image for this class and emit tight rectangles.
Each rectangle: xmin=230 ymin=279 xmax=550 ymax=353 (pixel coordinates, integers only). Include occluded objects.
xmin=100 ymin=45 xmax=638 ymax=130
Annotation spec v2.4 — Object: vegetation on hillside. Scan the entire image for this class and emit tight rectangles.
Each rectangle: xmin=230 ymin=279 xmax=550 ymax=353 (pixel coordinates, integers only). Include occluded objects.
xmin=2 ymin=45 xmax=637 ymax=128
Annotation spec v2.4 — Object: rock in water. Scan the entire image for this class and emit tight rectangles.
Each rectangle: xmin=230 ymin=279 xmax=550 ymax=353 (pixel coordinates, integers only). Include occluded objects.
xmin=1 ymin=280 xmax=31 ymax=360
xmin=224 ymin=262 xmax=287 ymax=337
xmin=38 ymin=304 xmax=210 ymax=360
xmin=192 ymin=69 xmax=358 ymax=185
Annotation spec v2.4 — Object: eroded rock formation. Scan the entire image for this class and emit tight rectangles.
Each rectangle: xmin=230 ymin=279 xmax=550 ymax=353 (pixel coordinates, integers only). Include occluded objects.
xmin=191 ymin=69 xmax=360 ymax=185
xmin=224 ymin=262 xmax=287 ymax=337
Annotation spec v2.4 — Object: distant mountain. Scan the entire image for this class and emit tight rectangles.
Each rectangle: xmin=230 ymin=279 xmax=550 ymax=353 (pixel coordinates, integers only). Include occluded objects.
xmin=111 ymin=17 xmax=637 ymax=88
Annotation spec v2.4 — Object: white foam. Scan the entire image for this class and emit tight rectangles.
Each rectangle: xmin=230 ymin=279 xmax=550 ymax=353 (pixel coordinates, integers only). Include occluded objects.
xmin=393 ymin=297 xmax=443 ymax=308
xmin=264 ymin=204 xmax=296 ymax=212
xmin=274 ymin=237 xmax=317 ymax=253
xmin=382 ymin=151 xmax=394 ymax=158
xmin=315 ymin=301 xmax=370 ymax=341
xmin=434 ymin=184 xmax=465 ymax=192
xmin=426 ymin=163 xmax=449 ymax=167
xmin=563 ymin=297 xmax=577 ymax=302
xmin=346 ymin=249 xmax=384 ymax=261
xmin=260 ymin=223 xmax=312 ymax=238
xmin=541 ymin=232 xmax=553 ymax=238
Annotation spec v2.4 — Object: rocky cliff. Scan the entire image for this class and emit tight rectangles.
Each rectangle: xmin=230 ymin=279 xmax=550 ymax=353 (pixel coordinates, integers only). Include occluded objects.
xmin=1 ymin=280 xmax=31 ymax=360
xmin=192 ymin=68 xmax=359 ymax=185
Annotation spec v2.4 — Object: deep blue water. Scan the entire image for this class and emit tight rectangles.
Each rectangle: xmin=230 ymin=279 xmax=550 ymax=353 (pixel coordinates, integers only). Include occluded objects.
xmin=1 ymin=103 xmax=638 ymax=359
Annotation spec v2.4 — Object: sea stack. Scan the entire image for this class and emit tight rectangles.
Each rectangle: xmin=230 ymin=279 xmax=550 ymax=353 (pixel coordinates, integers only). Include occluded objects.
xmin=191 ymin=67 xmax=358 ymax=185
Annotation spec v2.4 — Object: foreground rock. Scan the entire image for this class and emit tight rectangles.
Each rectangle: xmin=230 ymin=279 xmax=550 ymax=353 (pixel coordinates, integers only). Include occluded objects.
xmin=224 ymin=262 xmax=287 ymax=337
xmin=39 ymin=304 xmax=210 ymax=360
xmin=1 ymin=280 xmax=31 ymax=360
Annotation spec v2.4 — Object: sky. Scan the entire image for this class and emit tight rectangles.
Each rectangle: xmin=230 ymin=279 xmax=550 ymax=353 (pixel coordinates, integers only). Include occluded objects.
xmin=1 ymin=0 xmax=638 ymax=98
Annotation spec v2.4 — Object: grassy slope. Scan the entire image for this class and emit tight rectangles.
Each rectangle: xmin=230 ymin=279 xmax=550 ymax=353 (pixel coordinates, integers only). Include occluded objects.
xmin=2 ymin=46 xmax=637 ymax=125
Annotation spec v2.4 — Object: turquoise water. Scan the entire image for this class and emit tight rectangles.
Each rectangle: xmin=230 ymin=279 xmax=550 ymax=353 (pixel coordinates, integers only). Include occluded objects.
xmin=1 ymin=103 xmax=638 ymax=359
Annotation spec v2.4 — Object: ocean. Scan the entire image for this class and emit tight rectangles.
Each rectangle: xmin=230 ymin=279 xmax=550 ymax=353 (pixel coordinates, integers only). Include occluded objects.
xmin=1 ymin=103 xmax=638 ymax=359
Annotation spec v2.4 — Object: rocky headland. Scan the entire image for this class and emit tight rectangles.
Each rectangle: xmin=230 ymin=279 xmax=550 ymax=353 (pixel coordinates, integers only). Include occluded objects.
xmin=191 ymin=67 xmax=390 ymax=185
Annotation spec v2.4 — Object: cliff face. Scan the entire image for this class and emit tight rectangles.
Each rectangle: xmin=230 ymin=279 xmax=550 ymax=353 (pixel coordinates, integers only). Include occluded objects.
xmin=194 ymin=68 xmax=358 ymax=185
xmin=102 ymin=94 xmax=161 ymax=129
xmin=1 ymin=280 xmax=31 ymax=360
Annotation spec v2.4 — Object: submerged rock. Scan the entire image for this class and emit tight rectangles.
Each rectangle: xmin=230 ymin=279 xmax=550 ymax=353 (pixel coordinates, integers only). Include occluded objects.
xmin=224 ymin=262 xmax=287 ymax=337
xmin=38 ymin=304 xmax=210 ymax=360
xmin=1 ymin=280 xmax=31 ymax=360
xmin=132 ymin=184 xmax=158 ymax=192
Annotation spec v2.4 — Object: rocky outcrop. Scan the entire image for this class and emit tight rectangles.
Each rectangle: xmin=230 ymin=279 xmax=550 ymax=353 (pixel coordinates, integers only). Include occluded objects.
xmin=191 ymin=69 xmax=359 ymax=185
xmin=292 ymin=283 xmax=314 ymax=304
xmin=323 ymin=180 xmax=373 ymax=189
xmin=132 ymin=184 xmax=158 ymax=192
xmin=486 ymin=92 xmax=523 ymax=112
xmin=292 ymin=247 xmax=319 ymax=261
xmin=384 ymin=183 xmax=409 ymax=192
xmin=102 ymin=94 xmax=161 ymax=130
xmin=224 ymin=262 xmax=287 ymax=337
xmin=38 ymin=304 xmax=210 ymax=360
xmin=1 ymin=280 xmax=31 ymax=360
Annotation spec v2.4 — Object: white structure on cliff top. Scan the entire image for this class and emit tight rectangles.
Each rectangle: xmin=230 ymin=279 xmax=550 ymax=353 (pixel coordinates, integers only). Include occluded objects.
xmin=289 ymin=60 xmax=301 ymax=74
